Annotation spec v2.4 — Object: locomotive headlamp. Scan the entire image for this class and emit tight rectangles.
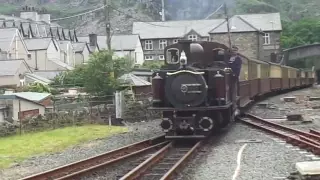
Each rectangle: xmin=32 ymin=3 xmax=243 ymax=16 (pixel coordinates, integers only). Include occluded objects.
xmin=180 ymin=51 xmax=187 ymax=65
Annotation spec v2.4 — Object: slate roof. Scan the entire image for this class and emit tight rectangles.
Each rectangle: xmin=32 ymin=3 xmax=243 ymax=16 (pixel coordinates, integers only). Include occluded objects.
xmin=133 ymin=19 xmax=225 ymax=39
xmin=118 ymin=73 xmax=151 ymax=87
xmin=25 ymin=73 xmax=52 ymax=85
xmin=0 ymin=60 xmax=29 ymax=76
xmin=72 ymin=42 xmax=86 ymax=52
xmin=77 ymin=34 xmax=140 ymax=51
xmin=33 ymin=70 xmax=66 ymax=80
xmin=0 ymin=28 xmax=18 ymax=52
xmin=210 ymin=13 xmax=282 ymax=33
xmin=24 ymin=38 xmax=52 ymax=50
xmin=133 ymin=13 xmax=282 ymax=38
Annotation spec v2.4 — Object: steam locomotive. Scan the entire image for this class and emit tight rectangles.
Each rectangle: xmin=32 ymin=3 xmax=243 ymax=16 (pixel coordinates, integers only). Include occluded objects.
xmin=149 ymin=40 xmax=238 ymax=139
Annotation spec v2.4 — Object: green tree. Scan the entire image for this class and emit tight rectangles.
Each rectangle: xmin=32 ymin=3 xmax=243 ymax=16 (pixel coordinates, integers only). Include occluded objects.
xmin=19 ymin=82 xmax=60 ymax=94
xmin=51 ymin=50 xmax=133 ymax=96
xmin=281 ymin=19 xmax=320 ymax=49
xmin=141 ymin=60 xmax=164 ymax=70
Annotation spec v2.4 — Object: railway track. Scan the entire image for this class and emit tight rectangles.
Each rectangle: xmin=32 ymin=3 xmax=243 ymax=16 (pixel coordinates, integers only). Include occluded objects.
xmin=119 ymin=140 xmax=203 ymax=180
xmin=20 ymin=135 xmax=167 ymax=180
xmin=239 ymin=113 xmax=320 ymax=155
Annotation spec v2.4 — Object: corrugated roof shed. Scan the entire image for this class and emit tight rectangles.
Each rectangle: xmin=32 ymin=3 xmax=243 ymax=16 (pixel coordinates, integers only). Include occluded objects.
xmin=0 ymin=28 xmax=18 ymax=52
xmin=210 ymin=13 xmax=282 ymax=33
xmin=24 ymin=38 xmax=52 ymax=50
xmin=0 ymin=60 xmax=26 ymax=76
xmin=132 ymin=19 xmax=225 ymax=39
xmin=118 ymin=73 xmax=151 ymax=87
xmin=13 ymin=92 xmax=51 ymax=102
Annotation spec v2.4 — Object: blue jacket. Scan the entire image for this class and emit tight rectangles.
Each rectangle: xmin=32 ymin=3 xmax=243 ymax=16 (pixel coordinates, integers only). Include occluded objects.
xmin=229 ymin=55 xmax=242 ymax=77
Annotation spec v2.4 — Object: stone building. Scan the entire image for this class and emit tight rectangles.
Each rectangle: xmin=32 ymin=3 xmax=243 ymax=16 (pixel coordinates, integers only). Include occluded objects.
xmin=133 ymin=12 xmax=282 ymax=62
xmin=209 ymin=13 xmax=282 ymax=62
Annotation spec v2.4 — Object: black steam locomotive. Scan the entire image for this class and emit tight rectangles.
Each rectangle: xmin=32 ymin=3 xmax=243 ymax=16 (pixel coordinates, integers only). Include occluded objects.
xmin=149 ymin=40 xmax=238 ymax=139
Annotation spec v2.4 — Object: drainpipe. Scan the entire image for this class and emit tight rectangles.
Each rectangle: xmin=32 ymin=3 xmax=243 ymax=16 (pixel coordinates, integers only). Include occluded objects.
xmin=257 ymin=31 xmax=260 ymax=60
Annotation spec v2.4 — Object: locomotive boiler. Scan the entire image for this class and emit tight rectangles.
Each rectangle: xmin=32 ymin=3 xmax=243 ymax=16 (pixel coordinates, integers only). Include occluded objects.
xmin=149 ymin=40 xmax=238 ymax=139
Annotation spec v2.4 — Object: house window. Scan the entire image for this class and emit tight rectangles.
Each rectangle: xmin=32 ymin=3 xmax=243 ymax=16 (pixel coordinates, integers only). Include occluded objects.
xmin=144 ymin=55 xmax=153 ymax=60
xmin=159 ymin=55 xmax=164 ymax=60
xmin=144 ymin=40 xmax=153 ymax=50
xmin=159 ymin=40 xmax=167 ymax=50
xmin=188 ymin=34 xmax=197 ymax=41
xmin=173 ymin=39 xmax=178 ymax=44
xmin=263 ymin=33 xmax=270 ymax=45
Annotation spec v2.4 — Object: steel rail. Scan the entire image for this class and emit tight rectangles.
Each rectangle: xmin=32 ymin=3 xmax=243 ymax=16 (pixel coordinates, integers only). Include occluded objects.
xmin=239 ymin=114 xmax=320 ymax=155
xmin=246 ymin=113 xmax=320 ymax=142
xmin=119 ymin=142 xmax=173 ymax=180
xmin=310 ymin=129 xmax=320 ymax=136
xmin=119 ymin=141 xmax=202 ymax=180
xmin=20 ymin=135 xmax=166 ymax=180
xmin=160 ymin=141 xmax=202 ymax=180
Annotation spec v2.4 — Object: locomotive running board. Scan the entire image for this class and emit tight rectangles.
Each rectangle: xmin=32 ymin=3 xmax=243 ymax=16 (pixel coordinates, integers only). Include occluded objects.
xmin=165 ymin=135 xmax=206 ymax=139
xmin=148 ymin=103 xmax=232 ymax=111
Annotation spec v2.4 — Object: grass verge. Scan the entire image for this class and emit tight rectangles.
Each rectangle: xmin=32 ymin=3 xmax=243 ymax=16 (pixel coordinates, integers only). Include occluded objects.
xmin=0 ymin=125 xmax=128 ymax=168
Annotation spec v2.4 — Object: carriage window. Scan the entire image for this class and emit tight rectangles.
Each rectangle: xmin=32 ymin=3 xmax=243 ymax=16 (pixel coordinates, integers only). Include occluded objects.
xmin=166 ymin=48 xmax=179 ymax=64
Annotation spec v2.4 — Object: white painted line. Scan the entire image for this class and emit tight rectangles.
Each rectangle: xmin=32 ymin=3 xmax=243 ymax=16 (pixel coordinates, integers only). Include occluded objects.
xmin=299 ymin=151 xmax=308 ymax=154
xmin=232 ymin=144 xmax=248 ymax=180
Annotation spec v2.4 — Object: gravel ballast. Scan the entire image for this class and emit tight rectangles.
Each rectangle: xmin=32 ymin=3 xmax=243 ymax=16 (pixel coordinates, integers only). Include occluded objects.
xmin=177 ymin=123 xmax=315 ymax=180
xmin=0 ymin=120 xmax=163 ymax=180
xmin=249 ymin=86 xmax=320 ymax=131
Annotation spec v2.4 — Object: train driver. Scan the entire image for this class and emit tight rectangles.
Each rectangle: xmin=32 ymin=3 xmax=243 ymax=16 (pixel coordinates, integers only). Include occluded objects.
xmin=228 ymin=46 xmax=242 ymax=95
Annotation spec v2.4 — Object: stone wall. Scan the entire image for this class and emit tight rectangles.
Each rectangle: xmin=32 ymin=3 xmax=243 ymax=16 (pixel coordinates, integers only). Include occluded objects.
xmin=210 ymin=31 xmax=281 ymax=62
xmin=210 ymin=32 xmax=260 ymax=60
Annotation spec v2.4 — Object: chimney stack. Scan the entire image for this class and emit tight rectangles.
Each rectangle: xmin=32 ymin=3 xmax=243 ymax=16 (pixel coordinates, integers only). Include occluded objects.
xmin=89 ymin=33 xmax=97 ymax=47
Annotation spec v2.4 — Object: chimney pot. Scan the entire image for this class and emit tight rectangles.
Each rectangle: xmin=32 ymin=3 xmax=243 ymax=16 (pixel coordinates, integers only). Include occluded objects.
xmin=89 ymin=33 xmax=97 ymax=47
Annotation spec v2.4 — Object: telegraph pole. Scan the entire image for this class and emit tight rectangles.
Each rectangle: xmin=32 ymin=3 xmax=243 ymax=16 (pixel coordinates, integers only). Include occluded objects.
xmin=224 ymin=3 xmax=232 ymax=49
xmin=161 ymin=0 xmax=165 ymax=21
xmin=104 ymin=0 xmax=111 ymax=51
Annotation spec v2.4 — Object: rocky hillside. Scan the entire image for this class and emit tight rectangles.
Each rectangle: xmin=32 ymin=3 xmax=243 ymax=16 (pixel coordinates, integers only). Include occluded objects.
xmin=0 ymin=0 xmax=319 ymax=35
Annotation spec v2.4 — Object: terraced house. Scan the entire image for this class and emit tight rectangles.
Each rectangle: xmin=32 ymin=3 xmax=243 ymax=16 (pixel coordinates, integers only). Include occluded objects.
xmin=133 ymin=12 xmax=282 ymax=62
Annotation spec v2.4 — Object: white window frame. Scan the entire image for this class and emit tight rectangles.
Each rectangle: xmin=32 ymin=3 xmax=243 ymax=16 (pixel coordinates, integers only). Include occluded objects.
xmin=188 ymin=34 xmax=197 ymax=41
xmin=159 ymin=55 xmax=164 ymax=60
xmin=144 ymin=55 xmax=153 ymax=60
xmin=144 ymin=40 xmax=153 ymax=50
xmin=173 ymin=39 xmax=179 ymax=44
xmin=263 ymin=33 xmax=270 ymax=45
xmin=159 ymin=39 xmax=167 ymax=50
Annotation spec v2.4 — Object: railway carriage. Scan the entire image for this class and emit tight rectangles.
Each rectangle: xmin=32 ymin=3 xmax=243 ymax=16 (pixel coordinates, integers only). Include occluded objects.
xmin=281 ymin=65 xmax=290 ymax=90
xmin=238 ymin=55 xmax=250 ymax=107
xmin=288 ymin=66 xmax=298 ymax=89
xmin=248 ymin=58 xmax=260 ymax=99
xmin=300 ymin=70 xmax=307 ymax=86
xmin=258 ymin=60 xmax=271 ymax=95
xmin=149 ymin=40 xmax=315 ymax=139
xmin=269 ymin=62 xmax=282 ymax=91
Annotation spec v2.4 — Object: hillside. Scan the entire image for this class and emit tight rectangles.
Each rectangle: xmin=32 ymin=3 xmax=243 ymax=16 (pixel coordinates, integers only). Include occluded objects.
xmin=0 ymin=0 xmax=319 ymax=35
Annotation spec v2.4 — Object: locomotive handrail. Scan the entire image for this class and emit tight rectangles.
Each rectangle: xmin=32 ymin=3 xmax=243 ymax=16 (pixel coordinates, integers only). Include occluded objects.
xmin=166 ymin=70 xmax=205 ymax=76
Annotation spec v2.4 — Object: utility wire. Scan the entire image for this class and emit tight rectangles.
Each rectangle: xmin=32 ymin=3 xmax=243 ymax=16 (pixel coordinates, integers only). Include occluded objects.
xmin=51 ymin=5 xmax=108 ymax=21
xmin=204 ymin=4 xmax=224 ymax=20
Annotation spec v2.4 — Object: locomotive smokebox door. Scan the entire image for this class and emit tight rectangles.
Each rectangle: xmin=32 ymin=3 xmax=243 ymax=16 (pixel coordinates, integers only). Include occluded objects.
xmin=165 ymin=70 xmax=208 ymax=108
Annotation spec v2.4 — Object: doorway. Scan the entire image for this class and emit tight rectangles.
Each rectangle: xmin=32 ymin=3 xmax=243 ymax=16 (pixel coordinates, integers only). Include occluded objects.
xmin=316 ymin=70 xmax=320 ymax=84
